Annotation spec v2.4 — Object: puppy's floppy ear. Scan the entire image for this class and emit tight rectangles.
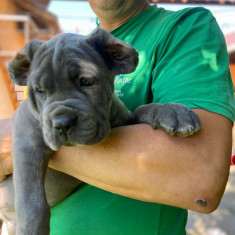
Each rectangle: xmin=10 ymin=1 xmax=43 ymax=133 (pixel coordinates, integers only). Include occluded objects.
xmin=85 ymin=28 xmax=139 ymax=75
xmin=7 ymin=39 xmax=41 ymax=86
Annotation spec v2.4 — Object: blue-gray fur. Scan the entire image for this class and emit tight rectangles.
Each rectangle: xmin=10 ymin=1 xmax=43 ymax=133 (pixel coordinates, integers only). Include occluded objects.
xmin=0 ymin=28 xmax=200 ymax=235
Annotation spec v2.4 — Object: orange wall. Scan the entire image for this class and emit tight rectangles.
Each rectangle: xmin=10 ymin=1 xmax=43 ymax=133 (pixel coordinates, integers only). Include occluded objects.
xmin=0 ymin=0 xmax=26 ymax=52
xmin=230 ymin=64 xmax=235 ymax=87
xmin=0 ymin=0 xmax=26 ymax=119
xmin=0 ymin=68 xmax=15 ymax=119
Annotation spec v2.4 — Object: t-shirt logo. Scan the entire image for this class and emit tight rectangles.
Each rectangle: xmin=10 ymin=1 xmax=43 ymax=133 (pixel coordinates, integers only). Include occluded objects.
xmin=114 ymin=74 xmax=133 ymax=98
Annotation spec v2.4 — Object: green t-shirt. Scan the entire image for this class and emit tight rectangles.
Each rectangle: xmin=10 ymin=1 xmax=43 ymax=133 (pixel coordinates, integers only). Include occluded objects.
xmin=50 ymin=5 xmax=235 ymax=235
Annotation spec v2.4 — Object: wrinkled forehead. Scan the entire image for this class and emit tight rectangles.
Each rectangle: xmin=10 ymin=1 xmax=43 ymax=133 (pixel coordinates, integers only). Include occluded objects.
xmin=28 ymin=36 xmax=110 ymax=89
xmin=30 ymin=35 xmax=105 ymax=78
xmin=69 ymin=60 xmax=99 ymax=77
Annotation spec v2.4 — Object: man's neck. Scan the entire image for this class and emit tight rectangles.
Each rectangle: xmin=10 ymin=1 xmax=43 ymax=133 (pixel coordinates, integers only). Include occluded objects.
xmin=98 ymin=1 xmax=150 ymax=32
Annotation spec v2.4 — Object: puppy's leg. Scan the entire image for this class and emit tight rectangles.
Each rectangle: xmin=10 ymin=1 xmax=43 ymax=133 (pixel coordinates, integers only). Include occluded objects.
xmin=12 ymin=101 xmax=53 ymax=235
xmin=132 ymin=103 xmax=201 ymax=137
xmin=13 ymin=144 xmax=52 ymax=235
xmin=109 ymin=94 xmax=132 ymax=128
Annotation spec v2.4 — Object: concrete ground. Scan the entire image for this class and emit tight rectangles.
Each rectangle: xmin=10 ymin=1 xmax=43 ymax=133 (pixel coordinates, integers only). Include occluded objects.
xmin=186 ymin=166 xmax=235 ymax=235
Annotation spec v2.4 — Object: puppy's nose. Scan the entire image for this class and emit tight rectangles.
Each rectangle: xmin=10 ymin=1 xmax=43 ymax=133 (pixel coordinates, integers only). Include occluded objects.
xmin=52 ymin=116 xmax=77 ymax=134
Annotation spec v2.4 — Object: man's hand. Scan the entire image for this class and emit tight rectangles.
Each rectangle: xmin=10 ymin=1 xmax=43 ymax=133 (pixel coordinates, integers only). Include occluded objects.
xmin=0 ymin=119 xmax=13 ymax=182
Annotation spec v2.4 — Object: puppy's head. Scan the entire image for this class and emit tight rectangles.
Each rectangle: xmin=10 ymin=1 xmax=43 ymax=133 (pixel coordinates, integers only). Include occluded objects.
xmin=8 ymin=28 xmax=139 ymax=150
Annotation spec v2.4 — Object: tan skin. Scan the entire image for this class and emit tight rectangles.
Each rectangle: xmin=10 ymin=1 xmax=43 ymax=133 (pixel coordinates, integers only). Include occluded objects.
xmin=0 ymin=119 xmax=12 ymax=182
xmin=0 ymin=0 xmax=233 ymax=213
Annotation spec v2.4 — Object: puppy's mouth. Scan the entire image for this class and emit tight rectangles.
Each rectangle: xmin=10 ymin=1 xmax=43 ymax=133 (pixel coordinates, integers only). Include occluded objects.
xmin=42 ymin=101 xmax=110 ymax=150
xmin=64 ymin=124 xmax=110 ymax=147
xmin=43 ymin=120 xmax=109 ymax=151
xmin=64 ymin=142 xmax=77 ymax=147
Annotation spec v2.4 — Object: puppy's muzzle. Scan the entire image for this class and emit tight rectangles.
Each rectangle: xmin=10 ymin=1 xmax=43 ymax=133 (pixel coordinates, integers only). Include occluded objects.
xmin=52 ymin=115 xmax=77 ymax=135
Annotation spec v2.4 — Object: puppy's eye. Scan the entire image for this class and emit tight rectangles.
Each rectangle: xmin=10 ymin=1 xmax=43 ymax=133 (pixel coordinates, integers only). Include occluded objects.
xmin=80 ymin=77 xmax=93 ymax=87
xmin=35 ymin=88 xmax=45 ymax=94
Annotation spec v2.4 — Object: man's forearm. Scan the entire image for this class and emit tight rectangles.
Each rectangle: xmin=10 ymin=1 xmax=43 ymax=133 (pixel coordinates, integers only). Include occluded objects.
xmin=49 ymin=109 xmax=232 ymax=213
xmin=0 ymin=119 xmax=13 ymax=181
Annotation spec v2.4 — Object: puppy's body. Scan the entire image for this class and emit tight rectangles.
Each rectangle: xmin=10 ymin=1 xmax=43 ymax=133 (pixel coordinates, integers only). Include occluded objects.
xmin=0 ymin=29 xmax=200 ymax=235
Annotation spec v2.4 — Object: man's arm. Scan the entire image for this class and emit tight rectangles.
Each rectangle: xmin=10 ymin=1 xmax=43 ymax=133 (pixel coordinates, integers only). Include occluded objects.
xmin=49 ymin=109 xmax=232 ymax=214
xmin=0 ymin=119 xmax=12 ymax=182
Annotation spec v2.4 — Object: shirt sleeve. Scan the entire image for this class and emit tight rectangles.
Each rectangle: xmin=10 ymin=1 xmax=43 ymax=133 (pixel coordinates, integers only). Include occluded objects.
xmin=151 ymin=8 xmax=235 ymax=123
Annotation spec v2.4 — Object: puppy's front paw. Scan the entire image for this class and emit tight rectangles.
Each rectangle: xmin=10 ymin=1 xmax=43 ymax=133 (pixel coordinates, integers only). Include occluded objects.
xmin=133 ymin=103 xmax=201 ymax=137
xmin=156 ymin=103 xmax=201 ymax=137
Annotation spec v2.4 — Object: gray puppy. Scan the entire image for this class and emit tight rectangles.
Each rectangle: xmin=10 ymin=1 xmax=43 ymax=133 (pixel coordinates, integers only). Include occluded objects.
xmin=0 ymin=28 xmax=200 ymax=235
